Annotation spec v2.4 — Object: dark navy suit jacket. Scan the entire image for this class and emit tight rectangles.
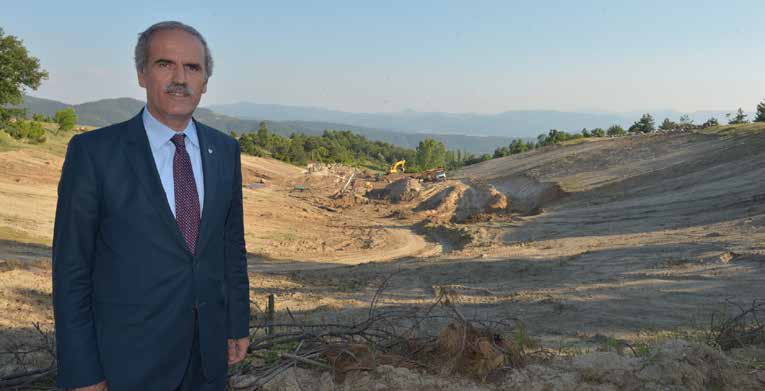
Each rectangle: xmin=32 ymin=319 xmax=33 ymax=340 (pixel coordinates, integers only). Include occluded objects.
xmin=52 ymin=111 xmax=250 ymax=390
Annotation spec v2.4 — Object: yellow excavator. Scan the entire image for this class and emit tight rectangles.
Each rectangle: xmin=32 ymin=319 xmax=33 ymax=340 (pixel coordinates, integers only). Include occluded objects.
xmin=389 ymin=160 xmax=406 ymax=174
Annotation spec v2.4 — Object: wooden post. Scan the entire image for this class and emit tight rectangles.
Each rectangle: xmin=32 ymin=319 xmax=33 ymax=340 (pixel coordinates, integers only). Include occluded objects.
xmin=340 ymin=172 xmax=355 ymax=194
xmin=266 ymin=294 xmax=275 ymax=335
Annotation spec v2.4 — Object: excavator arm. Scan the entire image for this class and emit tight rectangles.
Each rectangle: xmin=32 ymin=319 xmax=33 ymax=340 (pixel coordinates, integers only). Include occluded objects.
xmin=389 ymin=160 xmax=406 ymax=173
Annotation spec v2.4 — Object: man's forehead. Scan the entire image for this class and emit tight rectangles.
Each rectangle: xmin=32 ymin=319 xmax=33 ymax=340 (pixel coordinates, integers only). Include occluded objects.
xmin=147 ymin=29 xmax=205 ymax=61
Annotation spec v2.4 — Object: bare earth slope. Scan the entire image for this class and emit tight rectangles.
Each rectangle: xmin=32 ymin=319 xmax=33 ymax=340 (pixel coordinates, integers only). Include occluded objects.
xmin=2 ymin=125 xmax=765 ymax=388
xmin=425 ymin=129 xmax=765 ymax=338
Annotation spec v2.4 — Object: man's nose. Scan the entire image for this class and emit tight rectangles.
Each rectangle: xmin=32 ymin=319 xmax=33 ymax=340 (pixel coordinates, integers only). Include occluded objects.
xmin=172 ymin=65 xmax=187 ymax=84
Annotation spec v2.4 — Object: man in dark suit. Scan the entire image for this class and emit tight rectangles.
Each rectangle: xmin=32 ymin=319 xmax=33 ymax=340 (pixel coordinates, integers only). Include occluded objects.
xmin=52 ymin=21 xmax=250 ymax=390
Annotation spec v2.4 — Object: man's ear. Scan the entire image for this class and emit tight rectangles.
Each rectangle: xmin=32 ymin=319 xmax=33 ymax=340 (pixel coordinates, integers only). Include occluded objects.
xmin=201 ymin=78 xmax=208 ymax=94
xmin=137 ymin=69 xmax=147 ymax=88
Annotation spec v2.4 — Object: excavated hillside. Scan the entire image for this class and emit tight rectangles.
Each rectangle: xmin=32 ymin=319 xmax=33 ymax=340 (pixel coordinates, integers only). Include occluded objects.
xmin=247 ymin=126 xmax=765 ymax=389
xmin=2 ymin=124 xmax=765 ymax=389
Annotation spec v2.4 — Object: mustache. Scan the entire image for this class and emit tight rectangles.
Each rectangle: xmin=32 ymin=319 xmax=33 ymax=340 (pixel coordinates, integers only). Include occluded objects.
xmin=164 ymin=83 xmax=194 ymax=96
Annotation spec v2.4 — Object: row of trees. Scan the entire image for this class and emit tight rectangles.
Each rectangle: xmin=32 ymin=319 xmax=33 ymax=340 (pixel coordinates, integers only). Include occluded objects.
xmin=488 ymin=104 xmax=765 ymax=161
xmin=236 ymin=122 xmax=417 ymax=170
xmin=529 ymin=103 xmax=765 ymax=150
xmin=490 ymin=125 xmax=625 ymax=159
xmin=1 ymin=107 xmax=78 ymax=144
xmin=725 ymin=105 xmax=765 ymax=124
xmin=626 ymin=105 xmax=765 ymax=134
xmin=235 ymin=121 xmax=498 ymax=172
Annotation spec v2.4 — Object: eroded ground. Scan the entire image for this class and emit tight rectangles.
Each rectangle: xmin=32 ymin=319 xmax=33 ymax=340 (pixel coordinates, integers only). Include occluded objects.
xmin=2 ymin=126 xmax=765 ymax=389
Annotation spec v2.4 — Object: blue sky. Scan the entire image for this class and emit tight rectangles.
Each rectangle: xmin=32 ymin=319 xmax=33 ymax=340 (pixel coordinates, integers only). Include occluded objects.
xmin=3 ymin=1 xmax=764 ymax=113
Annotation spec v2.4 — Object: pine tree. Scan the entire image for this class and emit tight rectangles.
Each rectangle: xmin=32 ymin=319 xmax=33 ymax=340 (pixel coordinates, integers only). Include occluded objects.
xmin=630 ymin=113 xmax=655 ymax=134
xmin=727 ymin=108 xmax=748 ymax=125
xmin=256 ymin=121 xmax=269 ymax=146
xmin=754 ymin=100 xmax=765 ymax=122
xmin=659 ymin=118 xmax=676 ymax=131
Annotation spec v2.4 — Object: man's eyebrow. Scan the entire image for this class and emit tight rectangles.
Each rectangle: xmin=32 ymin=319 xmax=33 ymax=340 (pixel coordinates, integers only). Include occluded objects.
xmin=152 ymin=58 xmax=201 ymax=69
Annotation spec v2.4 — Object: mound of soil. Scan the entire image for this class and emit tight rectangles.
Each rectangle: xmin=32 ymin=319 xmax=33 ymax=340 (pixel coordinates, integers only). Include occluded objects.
xmin=368 ymin=177 xmax=423 ymax=203
xmin=414 ymin=181 xmax=508 ymax=223
xmin=453 ymin=182 xmax=508 ymax=223
xmin=489 ymin=174 xmax=566 ymax=213
xmin=413 ymin=184 xmax=466 ymax=220
xmin=414 ymin=185 xmax=462 ymax=212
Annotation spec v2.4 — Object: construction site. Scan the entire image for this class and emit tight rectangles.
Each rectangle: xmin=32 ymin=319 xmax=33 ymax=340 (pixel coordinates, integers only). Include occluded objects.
xmin=1 ymin=124 xmax=765 ymax=389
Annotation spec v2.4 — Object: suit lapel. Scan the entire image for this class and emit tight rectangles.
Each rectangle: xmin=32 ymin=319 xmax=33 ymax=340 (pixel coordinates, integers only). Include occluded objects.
xmin=123 ymin=111 xmax=192 ymax=256
xmin=194 ymin=120 xmax=220 ymax=258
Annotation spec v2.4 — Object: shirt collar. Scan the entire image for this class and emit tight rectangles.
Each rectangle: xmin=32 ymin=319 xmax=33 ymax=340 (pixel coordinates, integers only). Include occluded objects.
xmin=142 ymin=105 xmax=200 ymax=150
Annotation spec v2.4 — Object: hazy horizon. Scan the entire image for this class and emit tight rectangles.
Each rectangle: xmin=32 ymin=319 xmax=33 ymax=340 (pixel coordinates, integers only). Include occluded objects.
xmin=4 ymin=1 xmax=764 ymax=114
xmin=24 ymin=93 xmax=744 ymax=117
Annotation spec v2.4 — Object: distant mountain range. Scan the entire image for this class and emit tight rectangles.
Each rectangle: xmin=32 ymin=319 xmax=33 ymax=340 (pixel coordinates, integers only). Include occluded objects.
xmin=15 ymin=96 xmax=518 ymax=154
xmin=207 ymin=101 xmax=735 ymax=138
xmin=15 ymin=95 xmax=738 ymax=154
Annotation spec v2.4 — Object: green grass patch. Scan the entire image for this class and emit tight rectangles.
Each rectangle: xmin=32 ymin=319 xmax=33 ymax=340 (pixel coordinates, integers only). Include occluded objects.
xmin=0 ymin=122 xmax=90 ymax=156
xmin=0 ymin=129 xmax=17 ymax=152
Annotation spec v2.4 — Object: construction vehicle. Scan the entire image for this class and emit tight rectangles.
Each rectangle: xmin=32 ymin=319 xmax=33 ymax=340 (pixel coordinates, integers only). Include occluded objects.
xmin=415 ymin=167 xmax=447 ymax=182
xmin=389 ymin=160 xmax=406 ymax=174
xmin=378 ymin=161 xmax=447 ymax=182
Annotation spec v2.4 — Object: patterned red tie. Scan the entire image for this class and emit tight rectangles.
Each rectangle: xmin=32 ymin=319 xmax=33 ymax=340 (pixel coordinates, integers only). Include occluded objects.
xmin=171 ymin=134 xmax=200 ymax=255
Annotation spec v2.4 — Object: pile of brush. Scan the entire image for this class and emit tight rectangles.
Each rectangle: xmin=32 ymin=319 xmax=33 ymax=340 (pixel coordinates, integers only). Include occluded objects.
xmin=228 ymin=275 xmax=529 ymax=389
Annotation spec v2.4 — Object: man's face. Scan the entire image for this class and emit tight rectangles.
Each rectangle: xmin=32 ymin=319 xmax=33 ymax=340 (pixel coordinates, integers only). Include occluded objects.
xmin=138 ymin=28 xmax=208 ymax=127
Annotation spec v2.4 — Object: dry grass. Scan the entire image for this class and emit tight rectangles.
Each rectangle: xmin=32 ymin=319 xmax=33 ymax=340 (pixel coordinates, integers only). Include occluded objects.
xmin=710 ymin=300 xmax=765 ymax=351
xmin=698 ymin=121 xmax=765 ymax=136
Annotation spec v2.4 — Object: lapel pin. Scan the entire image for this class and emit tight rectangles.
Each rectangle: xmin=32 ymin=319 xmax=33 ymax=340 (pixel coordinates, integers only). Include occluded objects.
xmin=208 ymin=148 xmax=213 ymax=154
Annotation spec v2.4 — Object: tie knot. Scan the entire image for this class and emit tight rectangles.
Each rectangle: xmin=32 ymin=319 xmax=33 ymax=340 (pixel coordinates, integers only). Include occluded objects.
xmin=171 ymin=133 xmax=186 ymax=148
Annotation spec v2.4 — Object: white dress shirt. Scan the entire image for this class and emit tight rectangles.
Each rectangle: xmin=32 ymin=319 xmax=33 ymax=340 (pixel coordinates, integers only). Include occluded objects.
xmin=142 ymin=106 xmax=205 ymax=217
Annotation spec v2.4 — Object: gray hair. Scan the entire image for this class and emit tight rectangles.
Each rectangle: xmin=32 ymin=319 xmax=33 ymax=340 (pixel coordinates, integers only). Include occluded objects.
xmin=134 ymin=21 xmax=213 ymax=79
